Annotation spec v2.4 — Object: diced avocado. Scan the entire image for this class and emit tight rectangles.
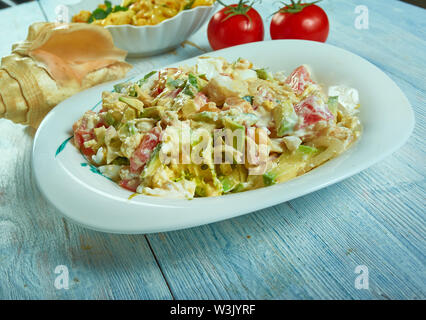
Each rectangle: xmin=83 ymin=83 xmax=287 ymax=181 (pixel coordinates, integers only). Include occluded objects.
xmin=189 ymin=111 xmax=220 ymax=124
xmin=219 ymin=163 xmax=233 ymax=176
xmin=122 ymin=107 xmax=136 ymax=123
xmin=105 ymin=112 xmax=116 ymax=126
xmin=141 ymin=145 xmax=161 ymax=180
xmin=263 ymin=146 xmax=318 ymax=186
xmin=183 ymin=84 xmax=196 ymax=98
xmin=182 ymin=73 xmax=205 ymax=97
xmin=188 ymin=73 xmax=199 ymax=90
xmin=193 ymin=176 xmax=223 ymax=197
xmin=193 ymin=176 xmax=209 ymax=197
xmin=195 ymin=185 xmax=206 ymax=197
xmin=141 ymin=106 xmax=163 ymax=119
xmin=263 ymin=160 xmax=301 ymax=187
xmin=263 ymin=172 xmax=276 ymax=187
xmin=111 ymin=157 xmax=130 ymax=165
xmin=298 ymin=145 xmax=318 ymax=155
xmin=273 ymin=101 xmax=298 ymax=137
xmin=232 ymin=183 xmax=246 ymax=193
xmin=223 ymin=118 xmax=244 ymax=131
xmin=118 ymin=122 xmax=137 ymax=137
xmin=219 ymin=176 xmax=237 ymax=193
xmin=167 ymin=78 xmax=186 ymax=89
xmin=255 ymin=68 xmax=272 ymax=80
xmin=128 ymin=84 xmax=138 ymax=97
xmin=119 ymin=96 xmax=144 ymax=112
xmin=228 ymin=112 xmax=258 ymax=127
xmin=113 ymin=81 xmax=130 ymax=93
xmin=327 ymin=96 xmax=339 ymax=119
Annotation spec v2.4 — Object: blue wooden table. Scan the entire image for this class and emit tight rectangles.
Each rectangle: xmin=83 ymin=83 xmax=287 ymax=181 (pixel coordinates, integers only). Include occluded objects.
xmin=0 ymin=0 xmax=424 ymax=299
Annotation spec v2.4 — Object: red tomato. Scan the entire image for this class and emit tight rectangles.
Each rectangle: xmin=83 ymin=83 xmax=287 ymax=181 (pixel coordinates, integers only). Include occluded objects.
xmin=207 ymin=1 xmax=264 ymax=51
xmin=286 ymin=65 xmax=314 ymax=95
xmin=270 ymin=2 xmax=329 ymax=42
xmin=294 ymin=95 xmax=334 ymax=128
xmin=119 ymin=178 xmax=141 ymax=193
xmin=74 ymin=130 xmax=96 ymax=157
xmin=129 ymin=127 xmax=161 ymax=174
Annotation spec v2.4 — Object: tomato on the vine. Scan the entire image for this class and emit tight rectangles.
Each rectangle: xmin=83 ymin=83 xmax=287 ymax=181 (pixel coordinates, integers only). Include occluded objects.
xmin=270 ymin=1 xmax=329 ymax=43
xmin=207 ymin=0 xmax=264 ymax=51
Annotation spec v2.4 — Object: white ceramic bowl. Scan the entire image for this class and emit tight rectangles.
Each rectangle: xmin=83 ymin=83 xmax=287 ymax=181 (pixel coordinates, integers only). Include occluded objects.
xmin=67 ymin=0 xmax=217 ymax=57
xmin=33 ymin=40 xmax=414 ymax=234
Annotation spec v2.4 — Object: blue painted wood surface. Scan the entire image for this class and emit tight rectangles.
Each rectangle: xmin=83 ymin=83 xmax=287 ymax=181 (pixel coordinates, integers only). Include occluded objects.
xmin=0 ymin=0 xmax=424 ymax=299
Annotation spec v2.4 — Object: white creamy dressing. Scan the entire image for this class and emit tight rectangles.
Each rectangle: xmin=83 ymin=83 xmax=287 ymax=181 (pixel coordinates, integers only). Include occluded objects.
xmin=253 ymin=106 xmax=272 ymax=130
xmin=283 ymin=136 xmax=302 ymax=152
xmin=232 ymin=69 xmax=258 ymax=81
xmin=92 ymin=147 xmax=104 ymax=164
xmin=141 ymin=179 xmax=196 ymax=199
xmin=99 ymin=164 xmax=121 ymax=180
xmin=328 ymin=85 xmax=360 ymax=114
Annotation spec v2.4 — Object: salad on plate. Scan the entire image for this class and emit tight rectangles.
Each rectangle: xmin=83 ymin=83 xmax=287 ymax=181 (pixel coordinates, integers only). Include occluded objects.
xmin=72 ymin=57 xmax=361 ymax=199
xmin=72 ymin=0 xmax=215 ymax=26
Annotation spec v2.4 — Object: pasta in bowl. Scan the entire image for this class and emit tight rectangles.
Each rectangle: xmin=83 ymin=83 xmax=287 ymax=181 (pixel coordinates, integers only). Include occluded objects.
xmin=71 ymin=57 xmax=361 ymax=199
xmin=68 ymin=0 xmax=218 ymax=56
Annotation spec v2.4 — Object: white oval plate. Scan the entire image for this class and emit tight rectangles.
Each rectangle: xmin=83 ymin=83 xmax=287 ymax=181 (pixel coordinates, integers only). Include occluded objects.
xmin=33 ymin=40 xmax=414 ymax=234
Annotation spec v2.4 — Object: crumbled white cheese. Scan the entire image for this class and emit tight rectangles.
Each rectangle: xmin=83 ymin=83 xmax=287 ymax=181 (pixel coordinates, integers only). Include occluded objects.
xmin=140 ymin=179 xmax=196 ymax=199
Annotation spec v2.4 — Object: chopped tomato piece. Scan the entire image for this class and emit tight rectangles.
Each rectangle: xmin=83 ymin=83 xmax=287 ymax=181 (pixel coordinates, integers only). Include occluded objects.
xmin=294 ymin=95 xmax=334 ymax=128
xmin=74 ymin=130 xmax=96 ymax=157
xmin=72 ymin=111 xmax=100 ymax=157
xmin=286 ymin=65 xmax=314 ymax=95
xmin=119 ymin=178 xmax=140 ymax=192
xmin=129 ymin=127 xmax=161 ymax=174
